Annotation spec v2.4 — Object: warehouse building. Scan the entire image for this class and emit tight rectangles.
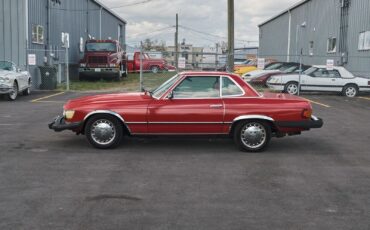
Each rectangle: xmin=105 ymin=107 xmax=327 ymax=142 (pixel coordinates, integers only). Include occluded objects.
xmin=258 ymin=0 xmax=370 ymax=77
xmin=0 ymin=0 xmax=126 ymax=88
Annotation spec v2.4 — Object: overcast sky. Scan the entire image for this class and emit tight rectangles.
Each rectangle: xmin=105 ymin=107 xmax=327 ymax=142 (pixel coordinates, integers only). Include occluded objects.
xmin=100 ymin=0 xmax=298 ymax=48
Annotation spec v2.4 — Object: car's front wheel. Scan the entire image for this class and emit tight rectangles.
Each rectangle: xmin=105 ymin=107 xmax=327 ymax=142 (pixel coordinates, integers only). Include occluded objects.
xmin=233 ymin=120 xmax=271 ymax=152
xmin=7 ymin=82 xmax=18 ymax=101
xmin=85 ymin=114 xmax=123 ymax=149
xmin=284 ymin=82 xmax=299 ymax=95
xmin=151 ymin=66 xmax=159 ymax=74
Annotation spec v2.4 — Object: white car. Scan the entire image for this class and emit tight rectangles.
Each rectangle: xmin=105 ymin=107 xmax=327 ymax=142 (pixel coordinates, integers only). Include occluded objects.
xmin=0 ymin=61 xmax=32 ymax=100
xmin=242 ymin=62 xmax=301 ymax=82
xmin=267 ymin=65 xmax=370 ymax=97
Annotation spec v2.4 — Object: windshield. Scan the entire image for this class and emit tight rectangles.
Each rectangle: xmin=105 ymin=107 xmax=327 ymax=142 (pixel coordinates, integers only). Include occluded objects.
xmin=152 ymin=74 xmax=181 ymax=98
xmin=303 ymin=67 xmax=318 ymax=75
xmin=264 ymin=63 xmax=283 ymax=70
xmin=85 ymin=43 xmax=116 ymax=52
xmin=0 ymin=61 xmax=13 ymax=71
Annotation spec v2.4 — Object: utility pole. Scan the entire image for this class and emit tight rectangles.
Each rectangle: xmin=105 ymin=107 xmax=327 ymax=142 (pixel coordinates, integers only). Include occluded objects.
xmin=215 ymin=43 xmax=219 ymax=71
xmin=227 ymin=0 xmax=234 ymax=72
xmin=175 ymin=13 xmax=179 ymax=69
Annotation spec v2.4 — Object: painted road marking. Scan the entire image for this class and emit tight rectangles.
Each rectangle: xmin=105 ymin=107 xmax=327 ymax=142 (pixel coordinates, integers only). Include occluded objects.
xmin=33 ymin=100 xmax=65 ymax=103
xmin=31 ymin=92 xmax=65 ymax=102
xmin=304 ymin=98 xmax=331 ymax=108
xmin=359 ymin=97 xmax=370 ymax=101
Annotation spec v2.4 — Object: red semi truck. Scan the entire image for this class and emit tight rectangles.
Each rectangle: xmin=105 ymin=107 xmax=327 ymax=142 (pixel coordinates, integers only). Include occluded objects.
xmin=79 ymin=40 xmax=127 ymax=81
xmin=127 ymin=52 xmax=176 ymax=73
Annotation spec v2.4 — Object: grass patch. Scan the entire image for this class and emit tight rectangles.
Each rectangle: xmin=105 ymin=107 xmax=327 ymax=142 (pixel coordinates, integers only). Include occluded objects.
xmin=58 ymin=72 xmax=175 ymax=92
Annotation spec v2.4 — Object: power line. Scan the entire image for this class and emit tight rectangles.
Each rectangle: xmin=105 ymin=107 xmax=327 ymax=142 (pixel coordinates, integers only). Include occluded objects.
xmin=128 ymin=26 xmax=175 ymax=38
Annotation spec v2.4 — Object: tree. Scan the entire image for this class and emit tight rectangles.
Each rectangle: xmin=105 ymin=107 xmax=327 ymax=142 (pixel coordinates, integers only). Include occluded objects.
xmin=142 ymin=39 xmax=166 ymax=52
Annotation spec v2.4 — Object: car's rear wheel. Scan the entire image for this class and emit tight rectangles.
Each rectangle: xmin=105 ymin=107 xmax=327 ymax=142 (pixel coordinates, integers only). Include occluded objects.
xmin=7 ymin=82 xmax=18 ymax=101
xmin=233 ymin=120 xmax=271 ymax=152
xmin=85 ymin=114 xmax=123 ymax=149
xmin=151 ymin=66 xmax=159 ymax=74
xmin=284 ymin=82 xmax=299 ymax=95
xmin=23 ymin=79 xmax=31 ymax=96
xmin=342 ymin=84 xmax=358 ymax=97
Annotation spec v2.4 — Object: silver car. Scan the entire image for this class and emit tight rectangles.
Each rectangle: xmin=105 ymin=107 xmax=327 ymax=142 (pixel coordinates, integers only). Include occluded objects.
xmin=0 ymin=61 xmax=32 ymax=101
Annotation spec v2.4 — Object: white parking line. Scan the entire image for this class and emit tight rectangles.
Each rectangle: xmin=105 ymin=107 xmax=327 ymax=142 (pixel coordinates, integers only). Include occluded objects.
xmin=304 ymin=98 xmax=331 ymax=108
xmin=359 ymin=97 xmax=370 ymax=101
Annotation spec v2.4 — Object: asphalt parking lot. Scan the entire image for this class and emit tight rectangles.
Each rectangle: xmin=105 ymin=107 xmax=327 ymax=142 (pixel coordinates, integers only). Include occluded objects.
xmin=1 ymin=91 xmax=370 ymax=230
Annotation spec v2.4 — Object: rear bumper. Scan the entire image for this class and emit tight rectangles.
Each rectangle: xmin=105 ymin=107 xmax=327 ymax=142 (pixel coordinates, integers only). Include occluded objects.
xmin=275 ymin=116 xmax=323 ymax=130
xmin=48 ymin=115 xmax=83 ymax=132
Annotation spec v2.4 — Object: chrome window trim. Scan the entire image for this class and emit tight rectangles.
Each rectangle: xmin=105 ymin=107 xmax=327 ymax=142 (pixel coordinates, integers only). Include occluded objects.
xmin=220 ymin=75 xmax=246 ymax=97
xmin=168 ymin=75 xmax=222 ymax=100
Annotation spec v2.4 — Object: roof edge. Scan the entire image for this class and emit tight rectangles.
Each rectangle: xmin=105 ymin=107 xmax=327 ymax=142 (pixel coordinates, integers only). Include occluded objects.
xmin=258 ymin=0 xmax=309 ymax=27
xmin=93 ymin=0 xmax=127 ymax=24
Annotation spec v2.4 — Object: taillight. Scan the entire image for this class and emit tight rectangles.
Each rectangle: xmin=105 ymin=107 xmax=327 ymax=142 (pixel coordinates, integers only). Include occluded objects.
xmin=302 ymin=109 xmax=312 ymax=119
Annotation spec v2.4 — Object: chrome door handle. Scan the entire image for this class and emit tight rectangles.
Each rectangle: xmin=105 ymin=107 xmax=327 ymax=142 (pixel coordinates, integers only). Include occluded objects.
xmin=210 ymin=104 xmax=223 ymax=108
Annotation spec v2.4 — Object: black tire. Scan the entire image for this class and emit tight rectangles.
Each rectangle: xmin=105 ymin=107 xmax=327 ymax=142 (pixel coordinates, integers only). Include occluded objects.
xmin=233 ymin=120 xmax=272 ymax=152
xmin=342 ymin=84 xmax=358 ymax=98
xmin=7 ymin=81 xmax=18 ymax=101
xmin=150 ymin=66 xmax=159 ymax=74
xmin=284 ymin=81 xmax=299 ymax=95
xmin=84 ymin=114 xmax=123 ymax=149
xmin=23 ymin=79 xmax=31 ymax=96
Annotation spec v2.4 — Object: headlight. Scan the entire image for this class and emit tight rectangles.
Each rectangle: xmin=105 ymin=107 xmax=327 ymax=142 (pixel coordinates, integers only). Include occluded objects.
xmin=80 ymin=63 xmax=86 ymax=67
xmin=64 ymin=110 xmax=75 ymax=120
xmin=0 ymin=77 xmax=10 ymax=83
xmin=109 ymin=63 xmax=116 ymax=68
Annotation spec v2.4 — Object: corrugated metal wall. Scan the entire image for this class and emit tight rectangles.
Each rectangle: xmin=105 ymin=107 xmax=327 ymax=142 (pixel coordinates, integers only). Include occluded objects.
xmin=259 ymin=0 xmax=370 ymax=77
xmin=25 ymin=0 xmax=126 ymax=87
xmin=0 ymin=0 xmax=27 ymax=67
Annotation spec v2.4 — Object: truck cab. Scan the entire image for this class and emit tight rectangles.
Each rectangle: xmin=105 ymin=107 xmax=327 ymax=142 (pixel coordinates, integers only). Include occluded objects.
xmin=79 ymin=40 xmax=127 ymax=81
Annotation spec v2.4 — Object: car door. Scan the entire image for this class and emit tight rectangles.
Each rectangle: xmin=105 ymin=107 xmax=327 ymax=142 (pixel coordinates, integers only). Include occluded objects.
xmin=302 ymin=68 xmax=342 ymax=92
xmin=147 ymin=75 xmax=224 ymax=134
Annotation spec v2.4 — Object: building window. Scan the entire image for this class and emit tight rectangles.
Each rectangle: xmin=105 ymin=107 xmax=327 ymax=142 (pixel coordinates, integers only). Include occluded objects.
xmin=309 ymin=41 xmax=314 ymax=56
xmin=32 ymin=25 xmax=44 ymax=44
xmin=358 ymin=31 xmax=370 ymax=50
xmin=327 ymin=37 xmax=337 ymax=53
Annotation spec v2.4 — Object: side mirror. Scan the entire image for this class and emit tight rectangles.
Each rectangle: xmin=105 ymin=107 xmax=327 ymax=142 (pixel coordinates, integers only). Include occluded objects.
xmin=168 ymin=91 xmax=174 ymax=100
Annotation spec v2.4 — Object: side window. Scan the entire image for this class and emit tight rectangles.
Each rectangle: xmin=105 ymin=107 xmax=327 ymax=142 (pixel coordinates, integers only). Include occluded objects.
xmin=173 ymin=76 xmax=220 ymax=98
xmin=327 ymin=70 xmax=341 ymax=78
xmin=222 ymin=77 xmax=244 ymax=96
xmin=312 ymin=69 xmax=326 ymax=78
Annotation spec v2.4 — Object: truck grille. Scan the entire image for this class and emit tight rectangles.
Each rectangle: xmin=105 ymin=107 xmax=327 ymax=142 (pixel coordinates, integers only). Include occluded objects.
xmin=88 ymin=56 xmax=108 ymax=64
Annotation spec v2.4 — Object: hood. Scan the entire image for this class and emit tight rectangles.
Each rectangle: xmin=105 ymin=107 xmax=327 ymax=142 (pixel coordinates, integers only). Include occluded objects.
xmin=244 ymin=69 xmax=280 ymax=78
xmin=0 ymin=69 xmax=13 ymax=77
xmin=64 ymin=92 xmax=152 ymax=110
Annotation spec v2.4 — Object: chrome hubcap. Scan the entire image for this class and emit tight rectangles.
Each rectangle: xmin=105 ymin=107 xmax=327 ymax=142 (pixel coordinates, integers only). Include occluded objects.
xmin=91 ymin=119 xmax=116 ymax=145
xmin=287 ymin=84 xmax=298 ymax=95
xmin=9 ymin=83 xmax=18 ymax=99
xmin=345 ymin=87 xmax=356 ymax=97
xmin=152 ymin=67 xmax=159 ymax=73
xmin=241 ymin=123 xmax=266 ymax=149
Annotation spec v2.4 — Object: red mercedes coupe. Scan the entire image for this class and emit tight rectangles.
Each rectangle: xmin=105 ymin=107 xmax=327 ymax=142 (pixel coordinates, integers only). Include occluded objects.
xmin=49 ymin=72 xmax=323 ymax=152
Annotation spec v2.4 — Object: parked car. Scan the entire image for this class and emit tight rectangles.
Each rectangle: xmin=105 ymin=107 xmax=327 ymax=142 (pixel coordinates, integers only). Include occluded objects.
xmin=267 ymin=65 xmax=370 ymax=97
xmin=49 ymin=71 xmax=323 ymax=152
xmin=79 ymin=39 xmax=127 ymax=81
xmin=127 ymin=52 xmax=176 ymax=74
xmin=0 ymin=61 xmax=32 ymax=101
xmin=250 ymin=65 xmax=311 ymax=87
xmin=242 ymin=62 xmax=303 ymax=82
xmin=234 ymin=59 xmax=277 ymax=76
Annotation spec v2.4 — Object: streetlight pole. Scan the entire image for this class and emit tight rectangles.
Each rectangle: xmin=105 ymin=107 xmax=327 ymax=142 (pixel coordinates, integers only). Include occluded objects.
xmin=227 ymin=0 xmax=234 ymax=72
xmin=296 ymin=22 xmax=306 ymax=95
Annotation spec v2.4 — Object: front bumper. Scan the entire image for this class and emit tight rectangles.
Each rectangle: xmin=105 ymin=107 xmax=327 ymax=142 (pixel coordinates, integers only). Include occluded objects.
xmin=0 ymin=84 xmax=12 ymax=94
xmin=79 ymin=67 xmax=120 ymax=74
xmin=275 ymin=116 xmax=324 ymax=130
xmin=48 ymin=115 xmax=83 ymax=132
